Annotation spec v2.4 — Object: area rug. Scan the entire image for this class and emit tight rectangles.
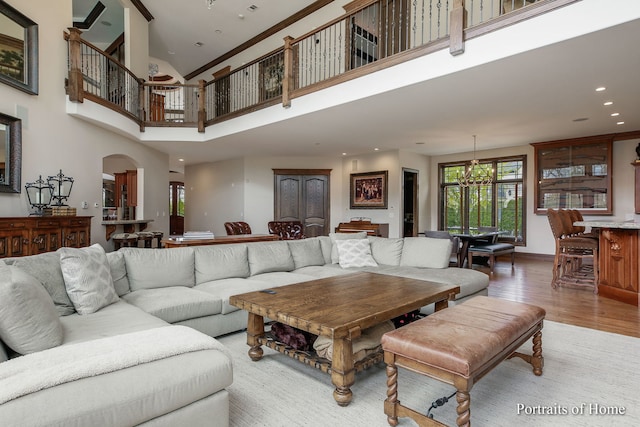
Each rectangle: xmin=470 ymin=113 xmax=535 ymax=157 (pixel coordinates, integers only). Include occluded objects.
xmin=217 ymin=321 xmax=639 ymax=426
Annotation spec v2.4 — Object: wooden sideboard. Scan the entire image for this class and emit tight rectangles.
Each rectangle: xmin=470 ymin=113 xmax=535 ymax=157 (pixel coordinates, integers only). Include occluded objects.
xmin=335 ymin=220 xmax=389 ymax=237
xmin=0 ymin=216 xmax=91 ymax=258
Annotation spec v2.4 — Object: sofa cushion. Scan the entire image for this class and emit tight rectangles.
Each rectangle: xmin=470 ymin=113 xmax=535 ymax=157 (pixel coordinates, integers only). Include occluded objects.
xmin=318 ymin=235 xmax=333 ymax=264
xmin=0 ymin=264 xmax=63 ymax=354
xmin=121 ymin=247 xmax=195 ymax=290
xmin=122 ymin=287 xmax=222 ymax=324
xmin=287 ymin=238 xmax=325 ymax=268
xmin=0 ymin=340 xmax=7 ymax=363
xmin=247 ymin=241 xmax=295 ymax=275
xmin=194 ymin=244 xmax=250 ymax=284
xmin=368 ymin=236 xmax=404 ymax=266
xmin=106 ymin=251 xmax=130 ymax=296
xmin=58 ymin=244 xmax=120 ymax=315
xmin=196 ymin=277 xmax=272 ymax=314
xmin=400 ymin=237 xmax=453 ymax=269
xmin=5 ymin=252 xmax=75 ymax=316
xmin=329 ymin=232 xmax=367 ymax=263
xmin=336 ymin=239 xmax=378 ymax=268
xmin=248 ymin=272 xmax=315 ymax=288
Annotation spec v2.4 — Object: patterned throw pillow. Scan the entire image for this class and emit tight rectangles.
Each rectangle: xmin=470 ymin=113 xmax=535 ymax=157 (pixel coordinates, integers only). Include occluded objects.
xmin=58 ymin=244 xmax=120 ymax=315
xmin=335 ymin=239 xmax=378 ymax=268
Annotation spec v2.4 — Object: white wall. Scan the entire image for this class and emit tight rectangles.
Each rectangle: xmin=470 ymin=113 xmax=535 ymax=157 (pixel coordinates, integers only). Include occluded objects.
xmin=0 ymin=0 xmax=170 ymax=250
xmin=185 ymin=156 xmax=344 ymax=236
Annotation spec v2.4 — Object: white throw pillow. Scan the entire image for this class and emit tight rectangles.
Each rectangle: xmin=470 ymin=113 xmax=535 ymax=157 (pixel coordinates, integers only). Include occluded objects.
xmin=329 ymin=231 xmax=368 ymax=263
xmin=335 ymin=239 xmax=378 ymax=268
xmin=58 ymin=244 xmax=120 ymax=315
xmin=0 ymin=264 xmax=64 ymax=354
xmin=400 ymin=237 xmax=453 ymax=269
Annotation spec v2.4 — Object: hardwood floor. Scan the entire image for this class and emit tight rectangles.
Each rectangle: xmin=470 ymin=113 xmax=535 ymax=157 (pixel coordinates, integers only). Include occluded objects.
xmin=475 ymin=254 xmax=640 ymax=338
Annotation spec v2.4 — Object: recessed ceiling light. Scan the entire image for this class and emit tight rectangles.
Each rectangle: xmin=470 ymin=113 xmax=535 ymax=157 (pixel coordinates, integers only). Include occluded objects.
xmin=603 ymin=101 xmax=613 ymax=106
xmin=215 ymin=29 xmax=222 ymax=34
xmin=194 ymin=42 xmax=204 ymax=47
xmin=248 ymin=5 xmax=258 ymax=11
xmin=611 ymin=112 xmax=620 ymax=117
xmin=616 ymin=121 xmax=625 ymax=125
xmin=238 ymin=14 xmax=244 ymax=19
xmin=374 ymin=148 xmax=379 ymax=151
xmin=596 ymin=87 xmax=606 ymax=92
xmin=342 ymin=153 xmax=347 ymax=156
xmin=178 ymin=158 xmax=184 ymax=162
xmin=572 ymin=117 xmax=589 ymax=122
xmin=168 ymin=50 xmax=175 ymax=55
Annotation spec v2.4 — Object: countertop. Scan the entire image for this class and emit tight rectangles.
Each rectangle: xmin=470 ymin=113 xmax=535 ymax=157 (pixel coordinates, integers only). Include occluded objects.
xmin=574 ymin=221 xmax=640 ymax=230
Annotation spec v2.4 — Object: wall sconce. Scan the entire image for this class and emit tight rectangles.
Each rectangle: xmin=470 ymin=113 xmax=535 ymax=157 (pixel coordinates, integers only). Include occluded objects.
xmin=25 ymin=175 xmax=53 ymax=216
xmin=48 ymin=169 xmax=74 ymax=206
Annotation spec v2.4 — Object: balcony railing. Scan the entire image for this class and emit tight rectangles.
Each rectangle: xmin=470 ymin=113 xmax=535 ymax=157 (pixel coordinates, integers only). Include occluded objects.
xmin=65 ymin=0 xmax=577 ymax=132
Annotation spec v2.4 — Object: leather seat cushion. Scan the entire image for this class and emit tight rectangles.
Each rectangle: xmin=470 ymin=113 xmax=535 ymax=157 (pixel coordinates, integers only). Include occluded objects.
xmin=381 ymin=296 xmax=545 ymax=377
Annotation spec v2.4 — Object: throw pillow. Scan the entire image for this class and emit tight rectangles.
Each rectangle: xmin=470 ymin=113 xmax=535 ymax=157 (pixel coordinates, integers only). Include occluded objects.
xmin=287 ymin=238 xmax=326 ymax=269
xmin=329 ymin=231 xmax=368 ymax=263
xmin=58 ymin=244 xmax=120 ymax=315
xmin=106 ymin=251 xmax=130 ymax=296
xmin=400 ymin=237 xmax=453 ymax=269
xmin=335 ymin=239 xmax=378 ymax=268
xmin=0 ymin=264 xmax=64 ymax=354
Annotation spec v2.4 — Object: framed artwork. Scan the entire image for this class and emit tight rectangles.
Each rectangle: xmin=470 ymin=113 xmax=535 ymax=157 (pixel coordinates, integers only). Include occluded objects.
xmin=0 ymin=1 xmax=38 ymax=95
xmin=350 ymin=170 xmax=388 ymax=209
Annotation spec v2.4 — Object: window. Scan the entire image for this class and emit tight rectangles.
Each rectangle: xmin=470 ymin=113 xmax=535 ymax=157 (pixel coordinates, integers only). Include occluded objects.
xmin=169 ymin=181 xmax=185 ymax=217
xmin=439 ymin=156 xmax=526 ymax=244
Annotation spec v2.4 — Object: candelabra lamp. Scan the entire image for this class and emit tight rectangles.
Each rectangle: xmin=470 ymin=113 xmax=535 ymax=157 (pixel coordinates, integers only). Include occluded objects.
xmin=48 ymin=169 xmax=74 ymax=206
xmin=25 ymin=175 xmax=53 ymax=216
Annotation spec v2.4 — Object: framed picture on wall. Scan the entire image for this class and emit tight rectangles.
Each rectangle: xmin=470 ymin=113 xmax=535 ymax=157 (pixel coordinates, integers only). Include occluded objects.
xmin=350 ymin=170 xmax=388 ymax=209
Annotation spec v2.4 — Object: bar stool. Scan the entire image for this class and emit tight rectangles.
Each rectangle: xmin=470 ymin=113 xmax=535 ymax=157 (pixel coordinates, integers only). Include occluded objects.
xmin=137 ymin=231 xmax=155 ymax=248
xmin=112 ymin=233 xmax=139 ymax=250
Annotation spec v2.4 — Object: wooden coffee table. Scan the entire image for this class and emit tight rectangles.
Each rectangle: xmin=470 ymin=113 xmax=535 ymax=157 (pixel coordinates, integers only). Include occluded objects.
xmin=229 ymin=272 xmax=459 ymax=406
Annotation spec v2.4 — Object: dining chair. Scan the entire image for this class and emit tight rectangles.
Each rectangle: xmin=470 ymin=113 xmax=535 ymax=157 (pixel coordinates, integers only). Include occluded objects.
xmin=224 ymin=221 xmax=252 ymax=235
xmin=467 ymin=226 xmax=515 ymax=273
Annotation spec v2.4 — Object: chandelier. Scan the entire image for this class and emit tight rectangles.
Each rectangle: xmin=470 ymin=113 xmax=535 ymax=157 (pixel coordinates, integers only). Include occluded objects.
xmin=457 ymin=135 xmax=493 ymax=187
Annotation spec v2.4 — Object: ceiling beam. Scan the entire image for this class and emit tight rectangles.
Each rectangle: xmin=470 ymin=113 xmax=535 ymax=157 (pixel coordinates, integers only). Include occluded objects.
xmin=73 ymin=1 xmax=106 ymax=30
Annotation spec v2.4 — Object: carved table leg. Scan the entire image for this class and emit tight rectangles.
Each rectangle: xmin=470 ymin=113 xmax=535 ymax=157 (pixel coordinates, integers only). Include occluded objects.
xmin=246 ymin=313 xmax=264 ymax=361
xmin=331 ymin=335 xmax=355 ymax=406
xmin=456 ymin=390 xmax=471 ymax=427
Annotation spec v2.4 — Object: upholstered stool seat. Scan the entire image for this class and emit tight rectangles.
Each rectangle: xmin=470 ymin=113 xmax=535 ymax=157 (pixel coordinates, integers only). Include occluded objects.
xmin=381 ymin=296 xmax=545 ymax=427
xmin=137 ymin=231 xmax=155 ymax=248
xmin=112 ymin=233 xmax=139 ymax=250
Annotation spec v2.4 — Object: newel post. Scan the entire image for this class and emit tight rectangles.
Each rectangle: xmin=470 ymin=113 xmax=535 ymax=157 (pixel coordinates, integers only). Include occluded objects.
xmin=66 ymin=27 xmax=84 ymax=102
xmin=450 ymin=0 xmax=466 ymax=56
xmin=138 ymin=79 xmax=146 ymax=132
xmin=282 ymin=36 xmax=294 ymax=108
xmin=198 ymin=79 xmax=206 ymax=132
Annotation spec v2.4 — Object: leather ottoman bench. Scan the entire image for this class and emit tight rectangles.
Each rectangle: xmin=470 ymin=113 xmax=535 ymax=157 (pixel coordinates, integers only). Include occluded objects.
xmin=381 ymin=296 xmax=545 ymax=427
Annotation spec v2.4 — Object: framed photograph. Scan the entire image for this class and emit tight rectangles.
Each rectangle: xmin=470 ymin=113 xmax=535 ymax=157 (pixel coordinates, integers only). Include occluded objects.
xmin=350 ymin=170 xmax=388 ymax=209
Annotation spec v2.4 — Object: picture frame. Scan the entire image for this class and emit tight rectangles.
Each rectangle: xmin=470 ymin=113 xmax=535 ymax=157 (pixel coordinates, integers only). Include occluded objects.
xmin=0 ymin=0 xmax=39 ymax=95
xmin=350 ymin=170 xmax=388 ymax=209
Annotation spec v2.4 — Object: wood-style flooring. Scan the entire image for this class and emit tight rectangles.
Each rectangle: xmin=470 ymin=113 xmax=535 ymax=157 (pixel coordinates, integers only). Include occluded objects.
xmin=474 ymin=254 xmax=640 ymax=338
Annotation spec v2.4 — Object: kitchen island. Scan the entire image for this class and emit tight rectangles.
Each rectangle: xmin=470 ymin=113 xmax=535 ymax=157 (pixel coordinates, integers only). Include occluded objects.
xmin=575 ymin=221 xmax=639 ymax=306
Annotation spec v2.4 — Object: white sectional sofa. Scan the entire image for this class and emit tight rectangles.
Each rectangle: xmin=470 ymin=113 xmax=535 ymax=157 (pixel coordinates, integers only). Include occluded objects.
xmin=0 ymin=233 xmax=489 ymax=426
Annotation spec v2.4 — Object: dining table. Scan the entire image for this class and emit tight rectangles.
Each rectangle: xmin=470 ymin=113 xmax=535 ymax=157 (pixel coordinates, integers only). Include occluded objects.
xmin=450 ymin=230 xmax=503 ymax=268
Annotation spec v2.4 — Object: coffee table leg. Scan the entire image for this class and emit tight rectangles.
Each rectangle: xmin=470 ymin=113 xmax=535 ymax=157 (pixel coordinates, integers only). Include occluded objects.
xmin=246 ymin=312 xmax=264 ymax=361
xmin=331 ymin=336 xmax=355 ymax=406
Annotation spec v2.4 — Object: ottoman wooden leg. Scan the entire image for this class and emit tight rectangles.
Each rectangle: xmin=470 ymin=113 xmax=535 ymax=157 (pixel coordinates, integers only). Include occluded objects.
xmin=531 ymin=330 xmax=544 ymax=376
xmin=456 ymin=390 xmax=471 ymax=427
xmin=384 ymin=361 xmax=399 ymax=426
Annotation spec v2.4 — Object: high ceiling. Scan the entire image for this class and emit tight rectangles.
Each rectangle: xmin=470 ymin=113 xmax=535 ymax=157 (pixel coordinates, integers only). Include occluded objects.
xmin=72 ymin=1 xmax=640 ymax=169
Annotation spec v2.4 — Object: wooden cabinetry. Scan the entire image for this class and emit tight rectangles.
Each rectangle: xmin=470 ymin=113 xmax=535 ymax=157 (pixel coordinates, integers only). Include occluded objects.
xmin=0 ymin=216 xmax=91 ymax=258
xmin=532 ymin=136 xmax=612 ymax=214
xmin=114 ymin=170 xmax=137 ymax=207
xmin=598 ymin=228 xmax=639 ymax=306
